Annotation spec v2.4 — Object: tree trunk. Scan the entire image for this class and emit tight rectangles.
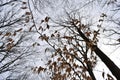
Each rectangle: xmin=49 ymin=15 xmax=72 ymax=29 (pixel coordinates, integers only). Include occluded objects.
xmin=77 ymin=28 xmax=120 ymax=79
xmin=87 ymin=63 xmax=96 ymax=80
xmin=93 ymin=45 xmax=120 ymax=79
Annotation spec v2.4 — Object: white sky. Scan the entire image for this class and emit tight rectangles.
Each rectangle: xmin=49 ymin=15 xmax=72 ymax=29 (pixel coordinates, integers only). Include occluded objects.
xmin=0 ymin=0 xmax=120 ymax=80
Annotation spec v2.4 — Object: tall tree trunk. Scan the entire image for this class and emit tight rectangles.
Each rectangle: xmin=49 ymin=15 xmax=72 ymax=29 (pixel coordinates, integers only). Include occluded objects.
xmin=93 ymin=45 xmax=120 ymax=79
xmin=76 ymin=28 xmax=120 ymax=79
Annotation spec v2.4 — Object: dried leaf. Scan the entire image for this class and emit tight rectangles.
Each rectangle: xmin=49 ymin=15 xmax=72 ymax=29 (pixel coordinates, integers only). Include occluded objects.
xmin=40 ymin=20 xmax=44 ymax=24
xmin=6 ymin=43 xmax=14 ymax=51
xmin=45 ymin=17 xmax=50 ymax=22
xmin=66 ymin=68 xmax=71 ymax=73
xmin=38 ymin=26 xmax=42 ymax=30
xmin=13 ymin=32 xmax=16 ymax=36
xmin=69 ymin=48 xmax=74 ymax=52
xmin=37 ymin=66 xmax=44 ymax=74
xmin=52 ymin=62 xmax=56 ymax=67
xmin=4 ymin=32 xmax=11 ymax=36
xmin=49 ymin=65 xmax=52 ymax=69
xmin=7 ymin=38 xmax=13 ymax=42
xmin=57 ymin=58 xmax=61 ymax=61
xmin=46 ymin=24 xmax=50 ymax=29
xmin=21 ymin=7 xmax=27 ymax=9
xmin=47 ymin=60 xmax=52 ymax=65
xmin=45 ymin=48 xmax=49 ymax=53
xmin=55 ymin=30 xmax=57 ymax=33
xmin=25 ymin=16 xmax=29 ymax=23
xmin=63 ymin=45 xmax=67 ymax=51
xmin=97 ymin=24 xmax=101 ymax=27
xmin=16 ymin=28 xmax=23 ymax=32
xmin=29 ymin=27 xmax=32 ymax=32
xmin=25 ymin=12 xmax=31 ymax=15
xmin=99 ymin=19 xmax=103 ymax=22
xmin=73 ymin=63 xmax=78 ymax=68
xmin=102 ymin=72 xmax=105 ymax=78
xmin=22 ymin=2 xmax=27 ymax=4
xmin=85 ymin=32 xmax=91 ymax=37
xmin=32 ymin=43 xmax=36 ymax=47
xmin=100 ymin=13 xmax=107 ymax=17
xmin=117 ymin=38 xmax=120 ymax=42
xmin=51 ymin=34 xmax=54 ymax=37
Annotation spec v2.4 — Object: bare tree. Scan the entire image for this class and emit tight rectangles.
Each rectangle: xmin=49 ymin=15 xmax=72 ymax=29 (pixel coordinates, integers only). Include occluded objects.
xmin=0 ymin=0 xmax=38 ymax=79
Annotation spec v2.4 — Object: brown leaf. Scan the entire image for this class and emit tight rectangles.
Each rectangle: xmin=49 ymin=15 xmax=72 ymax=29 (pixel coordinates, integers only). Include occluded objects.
xmin=45 ymin=48 xmax=49 ymax=53
xmin=25 ymin=12 xmax=31 ymax=15
xmin=37 ymin=66 xmax=44 ymax=74
xmin=47 ymin=60 xmax=52 ymax=65
xmin=4 ymin=32 xmax=11 ymax=36
xmin=63 ymin=45 xmax=67 ymax=51
xmin=51 ymin=34 xmax=54 ymax=37
xmin=46 ymin=24 xmax=50 ymax=29
xmin=38 ymin=26 xmax=42 ymax=30
xmin=7 ymin=38 xmax=13 ymax=42
xmin=74 ymin=52 xmax=78 ymax=56
xmin=102 ymin=72 xmax=105 ymax=78
xmin=45 ymin=17 xmax=50 ymax=22
xmin=40 ymin=20 xmax=44 ymax=24
xmin=21 ymin=7 xmax=27 ymax=9
xmin=73 ymin=63 xmax=78 ymax=68
xmin=16 ymin=28 xmax=23 ymax=32
xmin=32 ymin=43 xmax=36 ymax=47
xmin=29 ymin=27 xmax=33 ymax=32
xmin=55 ymin=30 xmax=57 ymax=33
xmin=56 ymin=48 xmax=61 ymax=53
xmin=13 ymin=32 xmax=16 ymax=36
xmin=6 ymin=43 xmax=14 ymax=51
xmin=52 ymin=62 xmax=57 ymax=67
xmin=117 ymin=38 xmax=120 ymax=42
xmin=66 ymin=68 xmax=71 ymax=73
xmin=69 ymin=48 xmax=74 ymax=52
xmin=22 ymin=2 xmax=27 ymax=4
xmin=97 ymin=24 xmax=101 ymax=27
xmin=25 ymin=16 xmax=29 ymax=23
xmin=101 ymin=13 xmax=107 ymax=17
xmin=57 ymin=58 xmax=61 ymax=61
xmin=99 ymin=19 xmax=103 ymax=22
xmin=85 ymin=32 xmax=91 ymax=37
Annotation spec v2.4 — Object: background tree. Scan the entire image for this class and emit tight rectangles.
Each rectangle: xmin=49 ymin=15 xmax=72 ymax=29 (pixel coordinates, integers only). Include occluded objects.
xmin=0 ymin=0 xmax=42 ymax=79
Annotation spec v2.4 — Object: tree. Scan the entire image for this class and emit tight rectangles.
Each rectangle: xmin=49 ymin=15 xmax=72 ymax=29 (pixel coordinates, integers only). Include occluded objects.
xmin=32 ymin=12 xmax=119 ymax=80
xmin=0 ymin=0 xmax=22 ymax=74
xmin=28 ymin=0 xmax=120 ymax=80
xmin=0 ymin=0 xmax=39 ymax=79
xmin=1 ymin=0 xmax=120 ymax=80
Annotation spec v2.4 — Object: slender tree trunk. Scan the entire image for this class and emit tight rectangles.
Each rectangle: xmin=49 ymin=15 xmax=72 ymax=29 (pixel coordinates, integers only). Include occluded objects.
xmin=76 ymin=28 xmax=120 ymax=79
xmin=84 ymin=54 xmax=96 ymax=80
xmin=87 ymin=63 xmax=96 ymax=80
